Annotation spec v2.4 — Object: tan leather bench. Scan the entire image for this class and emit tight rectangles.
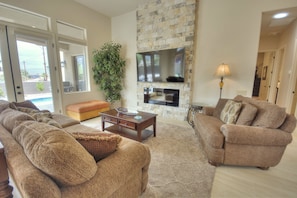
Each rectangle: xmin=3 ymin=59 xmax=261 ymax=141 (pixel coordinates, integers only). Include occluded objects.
xmin=66 ymin=100 xmax=110 ymax=121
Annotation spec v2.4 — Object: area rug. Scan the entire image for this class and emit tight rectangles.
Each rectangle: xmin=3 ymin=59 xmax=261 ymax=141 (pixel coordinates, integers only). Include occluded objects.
xmin=82 ymin=118 xmax=216 ymax=198
xmin=139 ymin=121 xmax=216 ymax=198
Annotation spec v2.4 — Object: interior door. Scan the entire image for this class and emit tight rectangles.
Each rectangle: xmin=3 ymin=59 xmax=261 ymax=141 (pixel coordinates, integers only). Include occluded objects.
xmin=0 ymin=25 xmax=58 ymax=112
xmin=258 ymin=51 xmax=275 ymax=101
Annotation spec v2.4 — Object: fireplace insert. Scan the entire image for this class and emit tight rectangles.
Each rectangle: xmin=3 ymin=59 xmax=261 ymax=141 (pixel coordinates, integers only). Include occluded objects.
xmin=144 ymin=87 xmax=179 ymax=107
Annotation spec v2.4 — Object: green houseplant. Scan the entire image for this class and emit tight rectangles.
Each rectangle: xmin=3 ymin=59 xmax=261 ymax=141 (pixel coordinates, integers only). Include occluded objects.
xmin=36 ymin=82 xmax=45 ymax=92
xmin=92 ymin=42 xmax=126 ymax=104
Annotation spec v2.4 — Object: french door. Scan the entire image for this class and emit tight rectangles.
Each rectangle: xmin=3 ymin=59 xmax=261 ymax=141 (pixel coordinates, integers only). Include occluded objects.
xmin=0 ymin=24 xmax=59 ymax=112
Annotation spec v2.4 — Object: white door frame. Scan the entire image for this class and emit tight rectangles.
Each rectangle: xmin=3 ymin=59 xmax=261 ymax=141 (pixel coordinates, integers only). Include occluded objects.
xmin=0 ymin=22 xmax=61 ymax=112
xmin=287 ymin=38 xmax=297 ymax=114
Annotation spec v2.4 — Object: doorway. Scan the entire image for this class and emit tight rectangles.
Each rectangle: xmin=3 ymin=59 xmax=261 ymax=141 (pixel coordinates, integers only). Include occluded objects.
xmin=0 ymin=24 xmax=58 ymax=111
xmin=253 ymin=51 xmax=276 ymax=102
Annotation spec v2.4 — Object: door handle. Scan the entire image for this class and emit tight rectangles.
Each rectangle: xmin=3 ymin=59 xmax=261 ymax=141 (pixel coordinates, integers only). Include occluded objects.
xmin=16 ymin=86 xmax=21 ymax=89
xmin=17 ymin=92 xmax=22 ymax=94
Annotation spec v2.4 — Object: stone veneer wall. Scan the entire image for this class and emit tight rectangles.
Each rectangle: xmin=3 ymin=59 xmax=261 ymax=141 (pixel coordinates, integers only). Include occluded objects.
xmin=136 ymin=0 xmax=197 ymax=121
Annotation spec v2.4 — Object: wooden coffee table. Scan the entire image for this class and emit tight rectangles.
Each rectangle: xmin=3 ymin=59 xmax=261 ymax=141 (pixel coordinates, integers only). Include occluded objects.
xmin=101 ymin=109 xmax=157 ymax=142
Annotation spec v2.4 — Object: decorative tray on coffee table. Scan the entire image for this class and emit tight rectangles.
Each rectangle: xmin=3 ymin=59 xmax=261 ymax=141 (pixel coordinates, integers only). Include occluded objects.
xmin=115 ymin=107 xmax=138 ymax=116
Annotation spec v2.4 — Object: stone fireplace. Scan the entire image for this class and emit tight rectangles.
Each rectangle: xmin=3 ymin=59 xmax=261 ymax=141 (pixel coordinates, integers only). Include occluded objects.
xmin=136 ymin=0 xmax=198 ymax=121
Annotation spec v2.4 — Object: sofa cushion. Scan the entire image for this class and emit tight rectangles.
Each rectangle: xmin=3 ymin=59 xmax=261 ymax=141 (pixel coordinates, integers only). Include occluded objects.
xmin=236 ymin=102 xmax=258 ymax=125
xmin=12 ymin=121 xmax=97 ymax=186
xmin=213 ymin=98 xmax=228 ymax=119
xmin=279 ymin=114 xmax=297 ymax=133
xmin=0 ymin=108 xmax=34 ymax=131
xmin=51 ymin=113 xmax=80 ymax=128
xmin=220 ymin=100 xmax=242 ymax=124
xmin=71 ymin=132 xmax=122 ymax=161
xmin=251 ymin=102 xmax=286 ymax=129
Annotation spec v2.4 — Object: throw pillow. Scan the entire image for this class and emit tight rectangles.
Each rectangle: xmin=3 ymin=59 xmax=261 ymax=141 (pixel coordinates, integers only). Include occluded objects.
xmin=71 ymin=132 xmax=122 ymax=161
xmin=0 ymin=108 xmax=34 ymax=131
xmin=15 ymin=106 xmax=39 ymax=114
xmin=0 ymin=100 xmax=10 ymax=113
xmin=12 ymin=121 xmax=97 ymax=186
xmin=220 ymin=100 xmax=242 ymax=124
xmin=236 ymin=102 xmax=258 ymax=125
xmin=16 ymin=106 xmax=62 ymax=128
xmin=10 ymin=100 xmax=39 ymax=110
xmin=233 ymin=95 xmax=287 ymax=129
xmin=251 ymin=103 xmax=287 ymax=129
xmin=32 ymin=113 xmax=62 ymax=128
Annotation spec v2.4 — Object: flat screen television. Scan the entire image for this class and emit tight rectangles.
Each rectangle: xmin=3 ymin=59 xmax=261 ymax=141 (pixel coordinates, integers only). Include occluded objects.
xmin=136 ymin=47 xmax=185 ymax=82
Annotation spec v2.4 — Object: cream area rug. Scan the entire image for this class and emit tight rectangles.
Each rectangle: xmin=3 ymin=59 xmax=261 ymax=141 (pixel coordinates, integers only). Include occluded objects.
xmin=140 ymin=121 xmax=216 ymax=198
xmin=82 ymin=118 xmax=216 ymax=198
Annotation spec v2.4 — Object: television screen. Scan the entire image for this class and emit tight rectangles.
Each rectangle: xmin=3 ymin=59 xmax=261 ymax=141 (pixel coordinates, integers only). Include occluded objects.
xmin=136 ymin=47 xmax=185 ymax=82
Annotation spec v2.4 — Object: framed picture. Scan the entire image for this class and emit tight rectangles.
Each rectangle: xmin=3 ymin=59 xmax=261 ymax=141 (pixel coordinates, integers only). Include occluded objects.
xmin=262 ymin=66 xmax=268 ymax=80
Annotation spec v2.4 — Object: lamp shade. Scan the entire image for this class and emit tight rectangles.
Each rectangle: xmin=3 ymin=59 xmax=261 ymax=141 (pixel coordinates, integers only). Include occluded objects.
xmin=215 ymin=64 xmax=231 ymax=77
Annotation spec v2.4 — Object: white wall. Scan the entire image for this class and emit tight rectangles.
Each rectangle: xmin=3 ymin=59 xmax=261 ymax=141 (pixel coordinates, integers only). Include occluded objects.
xmin=258 ymin=36 xmax=280 ymax=52
xmin=193 ymin=0 xmax=297 ymax=106
xmin=0 ymin=0 xmax=111 ymax=111
xmin=111 ymin=11 xmax=137 ymax=110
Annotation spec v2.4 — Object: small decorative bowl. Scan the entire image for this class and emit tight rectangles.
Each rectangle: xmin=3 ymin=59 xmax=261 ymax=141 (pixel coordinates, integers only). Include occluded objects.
xmin=134 ymin=115 xmax=142 ymax=120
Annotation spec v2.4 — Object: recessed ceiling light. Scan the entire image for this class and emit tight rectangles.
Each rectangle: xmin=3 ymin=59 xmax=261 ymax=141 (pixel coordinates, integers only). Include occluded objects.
xmin=273 ymin=12 xmax=289 ymax=19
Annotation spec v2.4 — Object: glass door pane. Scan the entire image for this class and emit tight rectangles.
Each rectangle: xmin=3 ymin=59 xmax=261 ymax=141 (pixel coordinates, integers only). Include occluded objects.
xmin=0 ymin=38 xmax=8 ymax=100
xmin=15 ymin=36 xmax=54 ymax=111
xmin=5 ymin=26 xmax=57 ymax=111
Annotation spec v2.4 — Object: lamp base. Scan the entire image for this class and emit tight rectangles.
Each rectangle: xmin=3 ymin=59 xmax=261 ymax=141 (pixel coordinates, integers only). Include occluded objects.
xmin=219 ymin=77 xmax=224 ymax=98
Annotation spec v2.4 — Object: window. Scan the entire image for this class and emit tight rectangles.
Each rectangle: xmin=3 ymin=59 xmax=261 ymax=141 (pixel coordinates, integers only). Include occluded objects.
xmin=0 ymin=4 xmax=49 ymax=30
xmin=57 ymin=21 xmax=86 ymax=40
xmin=59 ymin=41 xmax=89 ymax=92
xmin=57 ymin=21 xmax=89 ymax=93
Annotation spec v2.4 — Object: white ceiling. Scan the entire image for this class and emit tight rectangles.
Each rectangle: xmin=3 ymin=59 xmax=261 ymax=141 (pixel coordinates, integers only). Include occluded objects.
xmin=73 ymin=0 xmax=297 ymax=37
xmin=261 ymin=7 xmax=297 ymax=37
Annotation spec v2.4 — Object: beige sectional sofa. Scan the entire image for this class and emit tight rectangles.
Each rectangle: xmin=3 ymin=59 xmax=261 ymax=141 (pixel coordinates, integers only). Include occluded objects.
xmin=193 ymin=95 xmax=296 ymax=169
xmin=0 ymin=100 xmax=151 ymax=198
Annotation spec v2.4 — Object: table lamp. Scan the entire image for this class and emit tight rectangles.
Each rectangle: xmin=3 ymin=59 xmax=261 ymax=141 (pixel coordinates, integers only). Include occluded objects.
xmin=215 ymin=63 xmax=231 ymax=98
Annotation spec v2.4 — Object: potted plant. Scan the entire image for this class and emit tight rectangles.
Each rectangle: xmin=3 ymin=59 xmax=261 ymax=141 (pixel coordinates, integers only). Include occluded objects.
xmin=92 ymin=41 xmax=126 ymax=105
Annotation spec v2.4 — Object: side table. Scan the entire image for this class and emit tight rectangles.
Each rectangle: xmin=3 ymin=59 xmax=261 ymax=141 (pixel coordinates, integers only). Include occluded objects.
xmin=187 ymin=102 xmax=208 ymax=127
xmin=0 ymin=142 xmax=13 ymax=198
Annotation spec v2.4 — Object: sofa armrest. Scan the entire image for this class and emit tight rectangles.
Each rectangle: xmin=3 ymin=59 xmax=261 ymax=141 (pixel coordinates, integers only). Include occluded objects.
xmin=220 ymin=124 xmax=292 ymax=146
xmin=61 ymin=137 xmax=151 ymax=197
xmin=52 ymin=113 xmax=80 ymax=128
xmin=202 ymin=106 xmax=215 ymax=116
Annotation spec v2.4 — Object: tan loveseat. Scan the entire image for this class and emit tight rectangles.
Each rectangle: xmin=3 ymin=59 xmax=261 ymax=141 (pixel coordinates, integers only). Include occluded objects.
xmin=193 ymin=95 xmax=296 ymax=169
xmin=0 ymin=100 xmax=151 ymax=198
